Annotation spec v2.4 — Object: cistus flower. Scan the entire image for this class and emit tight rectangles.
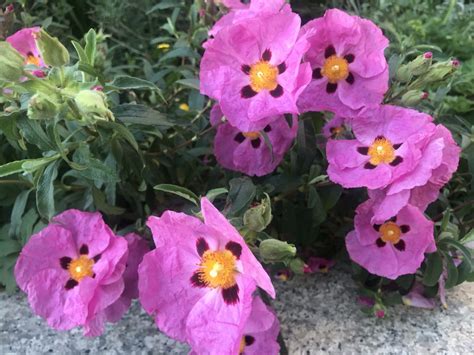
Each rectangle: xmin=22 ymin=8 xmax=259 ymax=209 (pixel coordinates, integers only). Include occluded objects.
xmin=326 ymin=105 xmax=442 ymax=192
xmin=200 ymin=10 xmax=311 ymax=131
xmin=104 ymin=233 xmax=149 ymax=323
xmin=367 ymin=124 xmax=460 ymax=221
xmin=297 ymin=9 xmax=389 ymax=117
xmin=303 ymin=257 xmax=335 ymax=273
xmin=211 ymin=104 xmax=297 ymax=176
xmin=346 ymin=200 xmax=435 ymax=279
xmin=6 ymin=27 xmax=46 ymax=77
xmin=139 ymin=198 xmax=275 ymax=354
xmin=14 ymin=210 xmax=129 ymax=336
xmin=322 ymin=115 xmax=351 ymax=139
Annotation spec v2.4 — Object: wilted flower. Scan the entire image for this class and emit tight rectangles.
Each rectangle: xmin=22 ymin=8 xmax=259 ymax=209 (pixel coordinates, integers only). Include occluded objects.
xmin=14 ymin=210 xmax=129 ymax=336
xmin=6 ymin=27 xmax=46 ymax=77
xmin=139 ymin=198 xmax=275 ymax=353
xmin=201 ymin=10 xmax=311 ymax=131
xmin=346 ymin=200 xmax=435 ymax=279
xmin=402 ymin=282 xmax=436 ymax=309
xmin=297 ymin=9 xmax=389 ymax=117
xmin=211 ymin=105 xmax=297 ymax=176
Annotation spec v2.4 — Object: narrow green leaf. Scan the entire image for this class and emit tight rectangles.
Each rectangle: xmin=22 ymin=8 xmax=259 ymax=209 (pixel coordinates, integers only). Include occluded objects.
xmin=97 ymin=120 xmax=139 ymax=152
xmin=154 ymin=184 xmax=199 ymax=205
xmin=423 ymin=252 xmax=443 ymax=287
xmin=113 ymin=104 xmax=172 ymax=127
xmin=72 ymin=40 xmax=88 ymax=63
xmin=9 ymin=189 xmax=32 ymax=238
xmin=0 ymin=240 xmax=21 ymax=257
xmin=175 ymin=78 xmax=200 ymax=90
xmin=444 ymin=254 xmax=459 ymax=289
xmin=36 ymin=161 xmax=59 ymax=220
xmin=205 ymin=188 xmax=228 ymax=202
xmin=84 ymin=29 xmax=97 ymax=65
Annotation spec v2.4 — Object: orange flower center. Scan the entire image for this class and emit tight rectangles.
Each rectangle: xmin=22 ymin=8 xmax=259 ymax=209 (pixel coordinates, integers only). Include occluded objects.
xmin=25 ymin=54 xmax=41 ymax=67
xmin=68 ymin=255 xmax=95 ymax=282
xmin=379 ymin=222 xmax=402 ymax=244
xmin=368 ymin=137 xmax=396 ymax=165
xmin=239 ymin=337 xmax=246 ymax=354
xmin=197 ymin=250 xmax=237 ymax=289
xmin=322 ymin=55 xmax=349 ymax=83
xmin=242 ymin=131 xmax=260 ymax=140
xmin=249 ymin=61 xmax=279 ymax=92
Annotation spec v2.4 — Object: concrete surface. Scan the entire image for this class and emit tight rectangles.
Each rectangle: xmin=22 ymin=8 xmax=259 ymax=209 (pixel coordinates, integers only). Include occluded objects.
xmin=1 ymin=269 xmax=473 ymax=354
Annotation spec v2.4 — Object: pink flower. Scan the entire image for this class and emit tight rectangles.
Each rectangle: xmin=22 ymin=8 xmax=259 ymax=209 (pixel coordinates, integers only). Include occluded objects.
xmin=346 ymin=200 xmax=435 ymax=279
xmin=297 ymin=9 xmax=389 ymax=117
xmin=367 ymin=124 xmax=460 ymax=221
xmin=104 ymin=233 xmax=149 ymax=323
xmin=211 ymin=104 xmax=297 ymax=176
xmin=303 ymin=257 xmax=335 ymax=273
xmin=139 ymin=198 xmax=275 ymax=354
xmin=6 ymin=27 xmax=46 ymax=77
xmin=327 ymin=105 xmax=441 ymax=192
xmin=14 ymin=210 xmax=129 ymax=336
xmin=200 ymin=10 xmax=312 ymax=132
xmin=322 ymin=115 xmax=351 ymax=139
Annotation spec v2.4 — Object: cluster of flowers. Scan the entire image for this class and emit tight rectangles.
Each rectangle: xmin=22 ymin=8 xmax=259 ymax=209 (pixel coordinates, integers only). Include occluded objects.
xmin=16 ymin=199 xmax=279 ymax=354
xmin=201 ymin=1 xmax=461 ymax=279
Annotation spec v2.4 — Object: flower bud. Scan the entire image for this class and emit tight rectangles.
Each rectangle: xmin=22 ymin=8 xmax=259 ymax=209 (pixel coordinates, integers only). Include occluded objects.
xmin=400 ymin=90 xmax=428 ymax=106
xmin=259 ymin=239 xmax=296 ymax=263
xmin=396 ymin=53 xmax=432 ymax=82
xmin=423 ymin=60 xmax=457 ymax=83
xmin=36 ymin=29 xmax=70 ymax=67
xmin=288 ymin=258 xmax=305 ymax=275
xmin=0 ymin=42 xmax=26 ymax=82
xmin=74 ymin=90 xmax=114 ymax=122
xmin=243 ymin=193 xmax=272 ymax=232
xmin=27 ymin=93 xmax=58 ymax=120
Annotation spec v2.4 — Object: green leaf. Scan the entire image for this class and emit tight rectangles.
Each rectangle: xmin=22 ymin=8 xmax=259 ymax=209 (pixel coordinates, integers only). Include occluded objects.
xmin=159 ymin=47 xmax=199 ymax=62
xmin=36 ymin=161 xmax=59 ymax=220
xmin=84 ymin=29 xmax=97 ymax=65
xmin=108 ymin=75 xmax=160 ymax=91
xmin=113 ymin=104 xmax=172 ymax=127
xmin=154 ymin=184 xmax=199 ymax=205
xmin=423 ymin=252 xmax=443 ymax=287
xmin=0 ymin=240 xmax=21 ymax=257
xmin=438 ymin=238 xmax=473 ymax=271
xmin=97 ymin=120 xmax=140 ymax=152
xmin=226 ymin=177 xmax=256 ymax=217
xmin=92 ymin=187 xmax=126 ymax=215
xmin=205 ymin=188 xmax=228 ymax=202
xmin=36 ymin=29 xmax=70 ymax=67
xmin=175 ymin=78 xmax=200 ymax=90
xmin=444 ymin=254 xmax=459 ymax=289
xmin=72 ymin=41 xmax=88 ymax=63
xmin=9 ymin=189 xmax=32 ymax=238
xmin=0 ymin=155 xmax=60 ymax=178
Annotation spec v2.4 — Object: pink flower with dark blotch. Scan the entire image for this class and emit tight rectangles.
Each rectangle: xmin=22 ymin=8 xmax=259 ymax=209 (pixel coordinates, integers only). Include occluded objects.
xmin=14 ymin=210 xmax=128 ymax=336
xmin=346 ymin=200 xmax=435 ymax=279
xmin=6 ymin=27 xmax=46 ymax=77
xmin=104 ymin=233 xmax=149 ymax=323
xmin=200 ymin=10 xmax=312 ymax=132
xmin=297 ymin=9 xmax=389 ymax=117
xmin=327 ymin=105 xmax=439 ymax=191
xmin=211 ymin=104 xmax=297 ymax=176
xmin=138 ymin=198 xmax=275 ymax=354
xmin=367 ymin=124 xmax=460 ymax=221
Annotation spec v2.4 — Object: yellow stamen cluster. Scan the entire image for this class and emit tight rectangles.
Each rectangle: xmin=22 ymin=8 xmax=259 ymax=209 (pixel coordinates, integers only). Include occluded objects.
xmin=242 ymin=131 xmax=260 ymax=140
xmin=25 ymin=54 xmax=41 ymax=67
xmin=68 ymin=255 xmax=94 ymax=282
xmin=197 ymin=250 xmax=237 ymax=289
xmin=379 ymin=222 xmax=402 ymax=244
xmin=249 ymin=61 xmax=279 ymax=92
xmin=368 ymin=137 xmax=396 ymax=165
xmin=321 ymin=55 xmax=349 ymax=83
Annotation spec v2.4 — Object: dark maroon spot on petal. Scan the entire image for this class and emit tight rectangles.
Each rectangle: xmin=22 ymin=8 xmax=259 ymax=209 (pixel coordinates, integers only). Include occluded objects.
xmin=270 ymin=84 xmax=284 ymax=98
xmin=364 ymin=162 xmax=377 ymax=169
xmin=251 ymin=138 xmax=261 ymax=149
xmin=225 ymin=241 xmax=242 ymax=259
xmin=240 ymin=0 xmax=250 ymax=4
xmin=190 ymin=272 xmax=207 ymax=288
xmin=312 ymin=68 xmax=322 ymax=79
xmin=234 ymin=132 xmax=246 ymax=143
xmin=241 ymin=85 xmax=258 ymax=98
xmin=92 ymin=273 xmax=96 ymax=279
xmin=222 ymin=284 xmax=239 ymax=305
xmin=346 ymin=72 xmax=355 ymax=85
xmin=400 ymin=225 xmax=410 ymax=233
xmin=375 ymin=135 xmax=385 ymax=140
xmin=390 ymin=156 xmax=403 ymax=166
xmin=196 ymin=237 xmax=210 ymax=257
xmin=389 ymin=216 xmax=397 ymax=223
xmin=373 ymin=224 xmax=381 ymax=231
xmin=326 ymin=83 xmax=338 ymax=93
xmin=393 ymin=143 xmax=402 ymax=150
xmin=264 ymin=125 xmax=272 ymax=133
xmin=376 ymin=238 xmax=386 ymax=248
xmin=245 ymin=335 xmax=255 ymax=346
xmin=357 ymin=147 xmax=369 ymax=155
xmin=394 ymin=239 xmax=406 ymax=251
xmin=325 ymin=45 xmax=336 ymax=58
xmin=262 ymin=49 xmax=272 ymax=61
xmin=65 ymin=279 xmax=78 ymax=290
xmin=241 ymin=64 xmax=251 ymax=75
xmin=318 ymin=264 xmax=327 ymax=270
xmin=60 ymin=257 xmax=72 ymax=270
xmin=79 ymin=244 xmax=89 ymax=255
xmin=344 ymin=54 xmax=355 ymax=63
xmin=277 ymin=62 xmax=287 ymax=74
xmin=93 ymin=254 xmax=101 ymax=262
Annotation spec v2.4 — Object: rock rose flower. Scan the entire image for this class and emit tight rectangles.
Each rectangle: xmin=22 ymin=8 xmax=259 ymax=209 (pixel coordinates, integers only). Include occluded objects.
xmin=6 ymin=27 xmax=46 ymax=77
